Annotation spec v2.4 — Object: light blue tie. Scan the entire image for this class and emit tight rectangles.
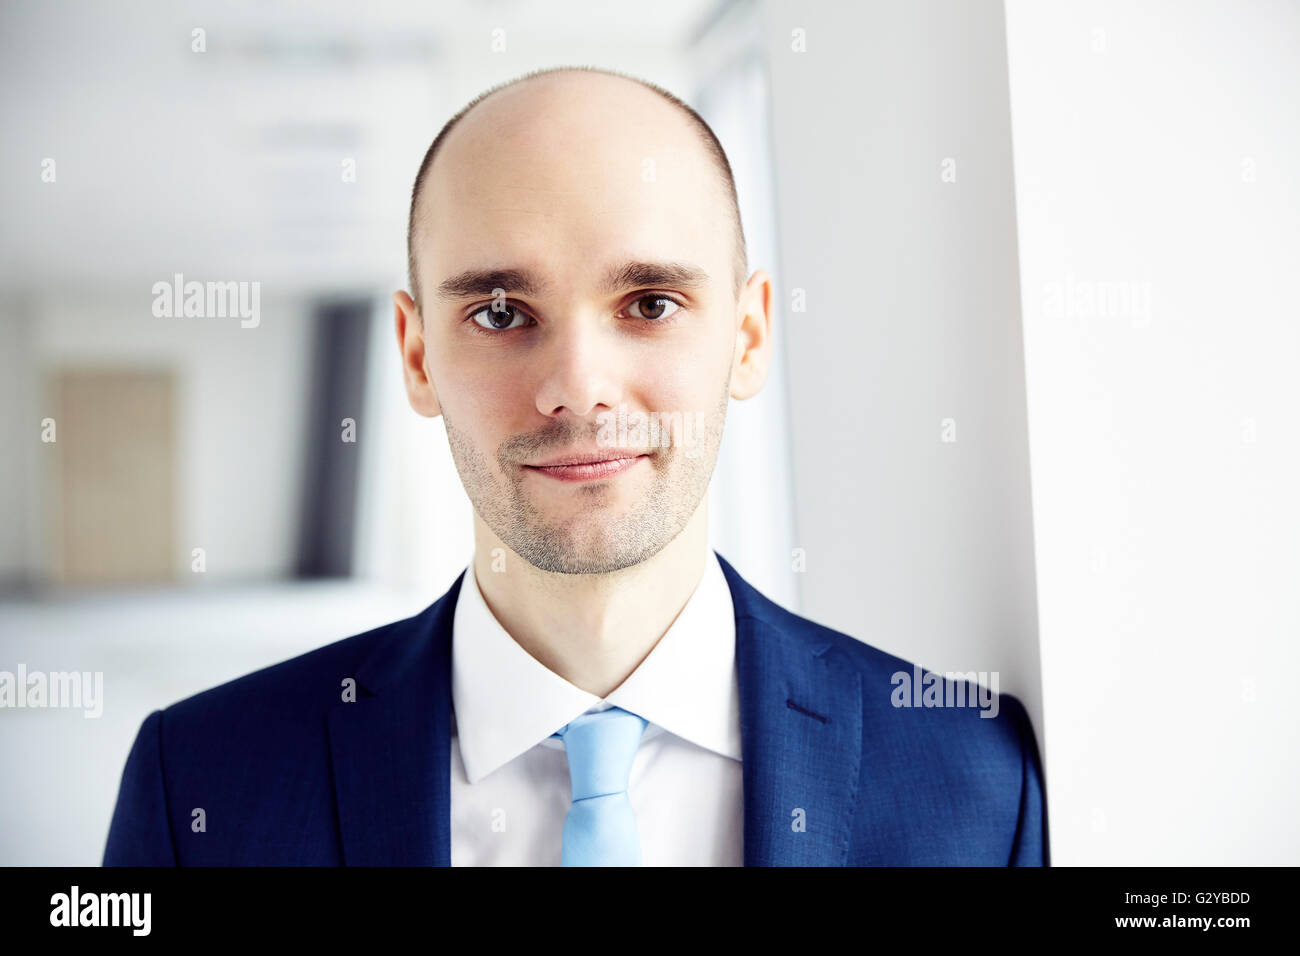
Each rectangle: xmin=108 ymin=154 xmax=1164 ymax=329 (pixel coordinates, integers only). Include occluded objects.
xmin=551 ymin=706 xmax=649 ymax=866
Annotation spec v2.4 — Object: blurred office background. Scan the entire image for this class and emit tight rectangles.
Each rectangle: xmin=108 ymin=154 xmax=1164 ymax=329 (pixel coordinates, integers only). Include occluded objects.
xmin=1 ymin=0 xmax=1296 ymax=866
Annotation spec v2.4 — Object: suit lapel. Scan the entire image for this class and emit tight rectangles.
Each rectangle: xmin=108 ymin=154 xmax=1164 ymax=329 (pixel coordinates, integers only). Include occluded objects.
xmin=327 ymin=572 xmax=463 ymax=866
xmin=717 ymin=554 xmax=864 ymax=866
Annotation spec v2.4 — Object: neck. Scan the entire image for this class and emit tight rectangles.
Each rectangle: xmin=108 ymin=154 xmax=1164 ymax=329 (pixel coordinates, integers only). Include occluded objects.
xmin=470 ymin=502 xmax=711 ymax=698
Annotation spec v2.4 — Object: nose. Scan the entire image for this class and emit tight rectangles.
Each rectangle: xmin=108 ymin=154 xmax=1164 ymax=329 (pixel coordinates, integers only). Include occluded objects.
xmin=533 ymin=316 xmax=626 ymax=420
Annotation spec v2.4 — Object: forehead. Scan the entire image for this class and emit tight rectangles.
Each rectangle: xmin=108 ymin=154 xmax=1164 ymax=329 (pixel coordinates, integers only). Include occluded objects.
xmin=417 ymin=75 xmax=730 ymax=297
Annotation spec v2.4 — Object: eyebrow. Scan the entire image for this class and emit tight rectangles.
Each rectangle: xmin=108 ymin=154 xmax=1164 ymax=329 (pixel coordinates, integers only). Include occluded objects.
xmin=434 ymin=260 xmax=711 ymax=301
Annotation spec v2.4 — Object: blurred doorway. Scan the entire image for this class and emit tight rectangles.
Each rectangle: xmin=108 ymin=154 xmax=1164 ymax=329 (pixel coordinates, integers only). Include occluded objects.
xmin=50 ymin=368 xmax=177 ymax=585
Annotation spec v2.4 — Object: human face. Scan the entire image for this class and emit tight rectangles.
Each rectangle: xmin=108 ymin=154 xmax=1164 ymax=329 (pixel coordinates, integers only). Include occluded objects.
xmin=407 ymin=76 xmax=742 ymax=574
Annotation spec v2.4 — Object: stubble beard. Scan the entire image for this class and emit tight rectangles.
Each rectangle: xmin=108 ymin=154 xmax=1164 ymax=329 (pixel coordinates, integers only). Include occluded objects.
xmin=442 ymin=381 xmax=730 ymax=575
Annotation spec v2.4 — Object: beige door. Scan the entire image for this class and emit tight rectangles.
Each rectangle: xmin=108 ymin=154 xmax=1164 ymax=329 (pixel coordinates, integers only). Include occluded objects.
xmin=51 ymin=368 xmax=176 ymax=585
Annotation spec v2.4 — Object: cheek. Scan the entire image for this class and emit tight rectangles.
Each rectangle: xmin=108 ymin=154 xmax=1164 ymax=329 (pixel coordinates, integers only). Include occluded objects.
xmin=427 ymin=342 xmax=517 ymax=433
xmin=676 ymin=312 xmax=734 ymax=383
xmin=634 ymin=362 xmax=696 ymax=412
xmin=631 ymin=340 xmax=730 ymax=415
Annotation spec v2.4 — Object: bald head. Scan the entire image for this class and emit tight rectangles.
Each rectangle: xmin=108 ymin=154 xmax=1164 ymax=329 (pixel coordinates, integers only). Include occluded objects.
xmin=405 ymin=66 xmax=747 ymax=314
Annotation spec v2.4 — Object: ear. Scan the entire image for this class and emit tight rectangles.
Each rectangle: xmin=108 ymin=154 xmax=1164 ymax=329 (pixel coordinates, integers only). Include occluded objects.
xmin=393 ymin=290 xmax=442 ymax=418
xmin=730 ymin=268 xmax=773 ymax=400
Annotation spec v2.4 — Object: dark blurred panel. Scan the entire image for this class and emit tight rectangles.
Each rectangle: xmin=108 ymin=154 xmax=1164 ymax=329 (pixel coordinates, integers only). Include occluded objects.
xmin=295 ymin=301 xmax=372 ymax=578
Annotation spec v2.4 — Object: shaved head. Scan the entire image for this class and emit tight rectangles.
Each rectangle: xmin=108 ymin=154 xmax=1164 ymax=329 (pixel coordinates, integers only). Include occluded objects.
xmin=405 ymin=65 xmax=748 ymax=314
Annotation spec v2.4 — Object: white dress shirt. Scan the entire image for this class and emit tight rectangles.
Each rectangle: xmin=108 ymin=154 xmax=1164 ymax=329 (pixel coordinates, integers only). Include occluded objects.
xmin=449 ymin=546 xmax=743 ymax=866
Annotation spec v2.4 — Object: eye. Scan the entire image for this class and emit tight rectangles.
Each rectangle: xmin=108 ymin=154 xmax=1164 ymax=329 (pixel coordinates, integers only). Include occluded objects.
xmin=468 ymin=303 xmax=531 ymax=331
xmin=627 ymin=295 xmax=682 ymax=321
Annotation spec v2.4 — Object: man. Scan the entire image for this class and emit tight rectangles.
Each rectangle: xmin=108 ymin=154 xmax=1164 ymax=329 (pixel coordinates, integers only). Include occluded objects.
xmin=104 ymin=66 xmax=1048 ymax=866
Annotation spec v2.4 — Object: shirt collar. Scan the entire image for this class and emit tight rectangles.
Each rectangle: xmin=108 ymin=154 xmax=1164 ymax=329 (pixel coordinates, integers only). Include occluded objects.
xmin=451 ymin=547 xmax=741 ymax=784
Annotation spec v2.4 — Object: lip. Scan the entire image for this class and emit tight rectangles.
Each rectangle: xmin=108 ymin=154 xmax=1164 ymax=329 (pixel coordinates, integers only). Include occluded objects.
xmin=523 ymin=454 xmax=649 ymax=483
xmin=527 ymin=448 xmax=649 ymax=467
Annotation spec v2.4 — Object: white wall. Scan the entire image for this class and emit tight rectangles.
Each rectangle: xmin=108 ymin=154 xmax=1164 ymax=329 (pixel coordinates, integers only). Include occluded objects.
xmin=761 ymin=0 xmax=1044 ymax=725
xmin=1005 ymin=0 xmax=1300 ymax=864
xmin=694 ymin=2 xmax=801 ymax=613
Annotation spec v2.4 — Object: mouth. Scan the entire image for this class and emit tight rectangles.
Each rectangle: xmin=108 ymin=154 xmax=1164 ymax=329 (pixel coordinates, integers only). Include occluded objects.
xmin=522 ymin=454 xmax=650 ymax=483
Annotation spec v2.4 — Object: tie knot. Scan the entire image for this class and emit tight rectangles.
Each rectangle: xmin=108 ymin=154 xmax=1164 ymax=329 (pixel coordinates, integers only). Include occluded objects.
xmin=554 ymin=706 xmax=648 ymax=801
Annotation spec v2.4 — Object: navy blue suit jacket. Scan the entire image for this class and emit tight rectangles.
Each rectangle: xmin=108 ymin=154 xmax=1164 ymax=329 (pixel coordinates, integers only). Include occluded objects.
xmin=104 ymin=552 xmax=1048 ymax=866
